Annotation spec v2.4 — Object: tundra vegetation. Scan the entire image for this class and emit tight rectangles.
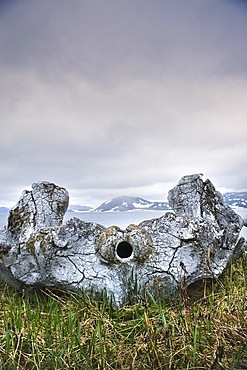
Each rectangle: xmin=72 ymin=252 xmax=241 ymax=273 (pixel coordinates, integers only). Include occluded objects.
xmin=0 ymin=253 xmax=246 ymax=369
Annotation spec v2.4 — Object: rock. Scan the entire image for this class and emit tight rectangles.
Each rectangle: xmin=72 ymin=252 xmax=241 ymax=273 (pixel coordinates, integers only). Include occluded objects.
xmin=0 ymin=176 xmax=245 ymax=306
xmin=7 ymin=182 xmax=69 ymax=239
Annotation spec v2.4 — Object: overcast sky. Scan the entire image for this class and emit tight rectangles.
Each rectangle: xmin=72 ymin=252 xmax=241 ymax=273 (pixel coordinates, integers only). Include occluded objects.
xmin=1 ymin=0 xmax=247 ymax=207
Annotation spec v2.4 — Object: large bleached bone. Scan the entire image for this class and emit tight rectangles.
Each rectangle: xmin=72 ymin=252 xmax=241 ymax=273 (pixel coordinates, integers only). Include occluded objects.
xmin=0 ymin=174 xmax=245 ymax=306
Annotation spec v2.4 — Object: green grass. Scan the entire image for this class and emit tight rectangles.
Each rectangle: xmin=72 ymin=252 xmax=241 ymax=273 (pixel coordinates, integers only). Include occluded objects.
xmin=0 ymin=254 xmax=247 ymax=369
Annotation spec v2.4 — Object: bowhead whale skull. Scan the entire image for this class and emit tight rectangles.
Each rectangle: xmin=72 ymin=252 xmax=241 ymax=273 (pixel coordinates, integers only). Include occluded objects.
xmin=0 ymin=174 xmax=245 ymax=306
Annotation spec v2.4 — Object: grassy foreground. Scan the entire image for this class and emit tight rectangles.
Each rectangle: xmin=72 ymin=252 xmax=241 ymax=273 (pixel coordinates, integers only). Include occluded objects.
xmin=0 ymin=256 xmax=247 ymax=369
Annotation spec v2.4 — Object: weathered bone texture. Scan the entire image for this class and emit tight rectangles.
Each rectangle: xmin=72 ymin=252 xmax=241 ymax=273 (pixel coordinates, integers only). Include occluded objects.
xmin=0 ymin=175 xmax=245 ymax=306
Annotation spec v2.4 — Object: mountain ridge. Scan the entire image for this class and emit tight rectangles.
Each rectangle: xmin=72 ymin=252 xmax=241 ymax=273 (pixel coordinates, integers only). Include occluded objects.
xmin=93 ymin=192 xmax=247 ymax=212
xmin=67 ymin=205 xmax=93 ymax=212
xmin=1 ymin=192 xmax=247 ymax=213
xmin=223 ymin=192 xmax=247 ymax=208
xmin=93 ymin=195 xmax=171 ymax=212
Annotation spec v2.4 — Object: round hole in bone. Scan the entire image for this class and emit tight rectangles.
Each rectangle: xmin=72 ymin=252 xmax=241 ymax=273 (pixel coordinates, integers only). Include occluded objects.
xmin=116 ymin=241 xmax=133 ymax=259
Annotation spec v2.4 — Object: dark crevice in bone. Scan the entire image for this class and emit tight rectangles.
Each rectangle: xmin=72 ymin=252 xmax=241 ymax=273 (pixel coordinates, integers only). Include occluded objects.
xmin=116 ymin=241 xmax=133 ymax=258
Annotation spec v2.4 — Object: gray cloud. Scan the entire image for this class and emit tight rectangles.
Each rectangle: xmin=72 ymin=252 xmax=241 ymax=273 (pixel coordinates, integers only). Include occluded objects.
xmin=1 ymin=0 xmax=247 ymax=207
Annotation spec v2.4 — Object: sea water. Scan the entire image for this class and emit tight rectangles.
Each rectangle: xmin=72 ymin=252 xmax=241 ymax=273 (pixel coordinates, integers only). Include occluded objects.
xmin=64 ymin=210 xmax=165 ymax=229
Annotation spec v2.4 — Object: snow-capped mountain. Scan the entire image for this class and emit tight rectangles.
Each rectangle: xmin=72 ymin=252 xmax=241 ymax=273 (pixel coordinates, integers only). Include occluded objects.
xmin=93 ymin=196 xmax=171 ymax=212
xmin=223 ymin=192 xmax=247 ymax=208
xmin=93 ymin=192 xmax=247 ymax=212
xmin=67 ymin=205 xmax=93 ymax=212
xmin=1 ymin=192 xmax=247 ymax=215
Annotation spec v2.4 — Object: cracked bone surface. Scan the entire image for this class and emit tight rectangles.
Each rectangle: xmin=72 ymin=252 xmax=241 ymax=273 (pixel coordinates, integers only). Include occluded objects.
xmin=0 ymin=174 xmax=245 ymax=306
